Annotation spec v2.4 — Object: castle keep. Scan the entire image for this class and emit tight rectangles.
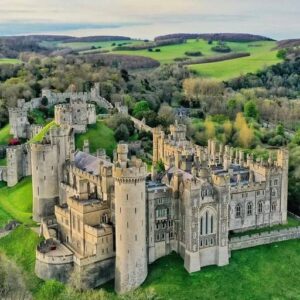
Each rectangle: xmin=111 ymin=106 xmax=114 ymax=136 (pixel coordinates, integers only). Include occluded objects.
xmin=33 ymin=119 xmax=289 ymax=293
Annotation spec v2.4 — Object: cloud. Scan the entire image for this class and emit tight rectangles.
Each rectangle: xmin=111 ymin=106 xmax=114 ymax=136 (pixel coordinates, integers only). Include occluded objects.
xmin=0 ymin=0 xmax=298 ymax=39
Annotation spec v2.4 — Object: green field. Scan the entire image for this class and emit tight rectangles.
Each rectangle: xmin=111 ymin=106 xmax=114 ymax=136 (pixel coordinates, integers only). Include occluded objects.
xmin=0 ymin=124 xmax=12 ymax=145
xmin=0 ymin=58 xmax=21 ymax=64
xmin=0 ymin=177 xmax=34 ymax=225
xmin=75 ymin=121 xmax=117 ymax=157
xmin=1 ymin=225 xmax=300 ymax=299
xmin=189 ymin=44 xmax=281 ymax=81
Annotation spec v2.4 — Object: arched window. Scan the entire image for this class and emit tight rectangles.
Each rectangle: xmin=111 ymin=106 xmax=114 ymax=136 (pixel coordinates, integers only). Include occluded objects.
xmin=271 ymin=202 xmax=277 ymax=212
xmin=247 ymin=202 xmax=253 ymax=216
xmin=211 ymin=215 xmax=213 ymax=234
xmin=258 ymin=201 xmax=263 ymax=214
xmin=200 ymin=210 xmax=215 ymax=236
xmin=236 ymin=204 xmax=241 ymax=218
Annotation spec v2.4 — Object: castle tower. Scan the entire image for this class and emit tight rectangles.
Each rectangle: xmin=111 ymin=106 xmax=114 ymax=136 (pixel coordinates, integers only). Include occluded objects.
xmin=113 ymin=144 xmax=148 ymax=294
xmin=277 ymin=148 xmax=289 ymax=224
xmin=31 ymin=143 xmax=59 ymax=222
xmin=32 ymin=125 xmax=75 ymax=222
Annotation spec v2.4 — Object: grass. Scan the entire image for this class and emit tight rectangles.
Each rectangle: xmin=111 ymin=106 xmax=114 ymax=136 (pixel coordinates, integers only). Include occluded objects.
xmin=0 ymin=206 xmax=12 ymax=228
xmin=230 ymin=216 xmax=300 ymax=238
xmin=75 ymin=121 xmax=116 ymax=157
xmin=0 ymin=124 xmax=12 ymax=145
xmin=1 ymin=225 xmax=300 ymax=299
xmin=0 ymin=58 xmax=21 ymax=64
xmin=0 ymin=177 xmax=34 ymax=225
xmin=0 ymin=157 xmax=7 ymax=166
xmin=29 ymin=121 xmax=57 ymax=144
xmin=189 ymin=42 xmax=281 ymax=81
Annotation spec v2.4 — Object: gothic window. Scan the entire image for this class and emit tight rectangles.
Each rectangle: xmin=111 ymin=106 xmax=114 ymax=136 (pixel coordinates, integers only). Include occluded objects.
xmin=247 ymin=202 xmax=253 ymax=216
xmin=271 ymin=202 xmax=277 ymax=212
xmin=235 ymin=204 xmax=241 ymax=218
xmin=200 ymin=209 xmax=215 ymax=235
xmin=258 ymin=201 xmax=263 ymax=214
xmin=274 ymin=179 xmax=278 ymax=186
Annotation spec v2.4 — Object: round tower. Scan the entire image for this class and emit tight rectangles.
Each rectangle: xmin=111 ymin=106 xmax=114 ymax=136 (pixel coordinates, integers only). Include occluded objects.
xmin=31 ymin=143 xmax=59 ymax=222
xmin=113 ymin=143 xmax=147 ymax=294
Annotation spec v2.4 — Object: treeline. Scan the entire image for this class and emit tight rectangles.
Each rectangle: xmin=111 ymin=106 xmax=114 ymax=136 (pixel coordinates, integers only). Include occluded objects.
xmin=155 ymin=33 xmax=274 ymax=42
xmin=113 ymin=38 xmax=185 ymax=51
xmin=83 ymin=53 xmax=160 ymax=69
xmin=181 ymin=52 xmax=250 ymax=66
xmin=0 ymin=35 xmax=132 ymax=58
xmin=227 ymin=58 xmax=300 ymax=98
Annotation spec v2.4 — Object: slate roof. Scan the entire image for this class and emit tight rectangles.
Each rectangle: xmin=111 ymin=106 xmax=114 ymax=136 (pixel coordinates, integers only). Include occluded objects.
xmin=74 ymin=151 xmax=113 ymax=176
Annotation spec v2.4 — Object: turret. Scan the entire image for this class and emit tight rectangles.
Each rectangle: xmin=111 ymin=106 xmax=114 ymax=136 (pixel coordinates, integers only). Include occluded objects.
xmin=113 ymin=143 xmax=148 ymax=294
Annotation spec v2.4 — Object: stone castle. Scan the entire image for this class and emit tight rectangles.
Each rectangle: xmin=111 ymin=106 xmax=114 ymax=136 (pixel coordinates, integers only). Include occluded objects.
xmin=0 ymin=83 xmax=111 ymax=186
xmin=31 ymin=116 xmax=288 ymax=293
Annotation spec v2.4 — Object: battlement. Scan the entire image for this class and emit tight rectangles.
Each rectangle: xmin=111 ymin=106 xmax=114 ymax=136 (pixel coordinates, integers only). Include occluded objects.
xmin=113 ymin=164 xmax=147 ymax=181
xmin=84 ymin=223 xmax=113 ymax=237
xmin=30 ymin=143 xmax=56 ymax=152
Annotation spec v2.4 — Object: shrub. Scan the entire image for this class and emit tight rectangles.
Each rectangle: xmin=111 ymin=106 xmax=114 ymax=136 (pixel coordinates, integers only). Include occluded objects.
xmin=211 ymin=43 xmax=231 ymax=53
xmin=185 ymin=51 xmax=202 ymax=57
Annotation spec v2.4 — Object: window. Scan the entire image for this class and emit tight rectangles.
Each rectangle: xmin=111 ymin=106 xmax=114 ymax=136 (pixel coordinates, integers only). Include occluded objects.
xmin=236 ymin=204 xmax=241 ymax=218
xmin=274 ymin=179 xmax=278 ymax=186
xmin=256 ymin=191 xmax=260 ymax=196
xmin=247 ymin=202 xmax=253 ymax=216
xmin=271 ymin=202 xmax=277 ymax=212
xmin=211 ymin=215 xmax=213 ymax=234
xmin=200 ymin=217 xmax=203 ymax=235
xmin=258 ymin=201 xmax=263 ymax=214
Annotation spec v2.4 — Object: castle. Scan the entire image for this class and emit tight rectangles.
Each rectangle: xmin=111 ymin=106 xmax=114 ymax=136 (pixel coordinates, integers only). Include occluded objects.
xmin=31 ymin=117 xmax=288 ymax=293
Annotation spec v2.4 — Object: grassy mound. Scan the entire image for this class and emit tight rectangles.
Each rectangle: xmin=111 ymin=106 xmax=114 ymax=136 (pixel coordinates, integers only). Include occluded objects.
xmin=29 ymin=121 xmax=57 ymax=144
xmin=0 ymin=124 xmax=12 ymax=145
xmin=75 ymin=121 xmax=116 ymax=157
xmin=0 ymin=177 xmax=34 ymax=225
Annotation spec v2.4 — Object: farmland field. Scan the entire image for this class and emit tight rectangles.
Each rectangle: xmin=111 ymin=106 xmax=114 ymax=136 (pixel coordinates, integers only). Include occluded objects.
xmin=0 ymin=58 xmax=21 ymax=64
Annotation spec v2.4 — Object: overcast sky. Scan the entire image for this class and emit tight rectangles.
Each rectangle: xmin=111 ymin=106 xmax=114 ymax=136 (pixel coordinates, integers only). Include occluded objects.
xmin=0 ymin=0 xmax=299 ymax=39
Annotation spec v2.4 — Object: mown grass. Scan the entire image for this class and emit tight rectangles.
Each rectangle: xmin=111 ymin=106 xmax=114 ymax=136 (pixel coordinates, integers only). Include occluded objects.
xmin=75 ymin=121 xmax=117 ymax=157
xmin=1 ymin=225 xmax=300 ymax=300
xmin=189 ymin=42 xmax=281 ymax=81
xmin=0 ymin=124 xmax=12 ymax=145
xmin=0 ymin=58 xmax=21 ymax=64
xmin=0 ymin=177 xmax=34 ymax=225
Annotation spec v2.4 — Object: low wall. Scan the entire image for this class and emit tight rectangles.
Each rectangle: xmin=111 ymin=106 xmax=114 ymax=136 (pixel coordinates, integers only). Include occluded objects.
xmin=130 ymin=116 xmax=153 ymax=134
xmin=229 ymin=226 xmax=300 ymax=251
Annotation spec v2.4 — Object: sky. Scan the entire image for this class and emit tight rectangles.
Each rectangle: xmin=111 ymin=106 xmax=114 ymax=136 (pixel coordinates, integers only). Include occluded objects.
xmin=0 ymin=0 xmax=299 ymax=39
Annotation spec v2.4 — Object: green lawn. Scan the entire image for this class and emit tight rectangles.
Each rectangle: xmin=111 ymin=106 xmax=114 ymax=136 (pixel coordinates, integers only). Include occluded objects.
xmin=0 ymin=157 xmax=7 ymax=166
xmin=189 ymin=42 xmax=281 ymax=81
xmin=1 ymin=225 xmax=300 ymax=300
xmin=0 ymin=206 xmax=12 ymax=228
xmin=0 ymin=177 xmax=34 ymax=225
xmin=0 ymin=58 xmax=21 ymax=64
xmin=75 ymin=121 xmax=117 ymax=157
xmin=0 ymin=124 xmax=12 ymax=145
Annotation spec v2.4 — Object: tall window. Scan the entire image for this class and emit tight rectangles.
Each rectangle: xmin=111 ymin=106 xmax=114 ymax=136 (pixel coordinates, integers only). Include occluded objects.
xmin=247 ymin=202 xmax=253 ymax=216
xmin=258 ymin=201 xmax=263 ymax=214
xmin=236 ymin=204 xmax=241 ymax=218
xmin=200 ymin=210 xmax=215 ymax=236
xmin=271 ymin=202 xmax=277 ymax=212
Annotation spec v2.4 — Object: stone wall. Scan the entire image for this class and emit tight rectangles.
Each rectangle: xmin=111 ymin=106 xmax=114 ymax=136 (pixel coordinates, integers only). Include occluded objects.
xmin=130 ymin=116 xmax=153 ymax=134
xmin=229 ymin=226 xmax=300 ymax=251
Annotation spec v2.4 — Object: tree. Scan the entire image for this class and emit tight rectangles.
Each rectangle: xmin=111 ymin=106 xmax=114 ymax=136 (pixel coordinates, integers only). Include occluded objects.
xmin=115 ymin=124 xmax=130 ymax=141
xmin=133 ymin=100 xmax=150 ymax=119
xmin=234 ymin=113 xmax=254 ymax=148
xmin=204 ymin=119 xmax=216 ymax=139
xmin=244 ymin=100 xmax=259 ymax=120
xmin=276 ymin=123 xmax=285 ymax=136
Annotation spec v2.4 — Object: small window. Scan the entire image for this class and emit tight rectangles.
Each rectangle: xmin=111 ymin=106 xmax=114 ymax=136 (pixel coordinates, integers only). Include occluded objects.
xmin=274 ymin=179 xmax=278 ymax=186
xmin=258 ymin=201 xmax=263 ymax=214
xmin=271 ymin=202 xmax=277 ymax=212
xmin=236 ymin=204 xmax=241 ymax=218
xmin=247 ymin=202 xmax=253 ymax=216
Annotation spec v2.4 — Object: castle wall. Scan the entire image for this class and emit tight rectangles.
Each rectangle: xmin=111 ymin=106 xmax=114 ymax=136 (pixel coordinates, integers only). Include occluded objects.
xmin=35 ymin=250 xmax=74 ymax=283
xmin=229 ymin=226 xmax=300 ymax=251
